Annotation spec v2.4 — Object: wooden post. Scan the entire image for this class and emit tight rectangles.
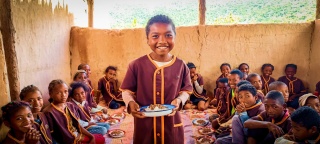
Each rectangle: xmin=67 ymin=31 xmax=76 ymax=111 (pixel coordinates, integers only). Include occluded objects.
xmin=0 ymin=0 xmax=20 ymax=101
xmin=87 ymin=0 xmax=94 ymax=27
xmin=317 ymin=0 xmax=320 ymax=19
xmin=199 ymin=0 xmax=206 ymax=25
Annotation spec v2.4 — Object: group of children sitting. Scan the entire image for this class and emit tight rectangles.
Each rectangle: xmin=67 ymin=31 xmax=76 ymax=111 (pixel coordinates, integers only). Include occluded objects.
xmin=185 ymin=62 xmax=320 ymax=144
xmin=0 ymin=64 xmax=125 ymax=144
xmin=0 ymin=61 xmax=319 ymax=144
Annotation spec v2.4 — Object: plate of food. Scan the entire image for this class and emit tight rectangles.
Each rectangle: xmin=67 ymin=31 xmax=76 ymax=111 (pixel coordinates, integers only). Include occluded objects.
xmin=196 ymin=135 xmax=215 ymax=144
xmin=111 ymin=113 xmax=125 ymax=119
xmin=108 ymin=129 xmax=125 ymax=138
xmin=198 ymin=127 xmax=215 ymax=135
xmin=106 ymin=118 xmax=120 ymax=125
xmin=192 ymin=118 xmax=209 ymax=126
xmin=139 ymin=104 xmax=176 ymax=117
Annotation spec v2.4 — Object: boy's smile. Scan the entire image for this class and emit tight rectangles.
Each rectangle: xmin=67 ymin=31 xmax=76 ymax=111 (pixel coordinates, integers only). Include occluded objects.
xmin=147 ymin=23 xmax=175 ymax=59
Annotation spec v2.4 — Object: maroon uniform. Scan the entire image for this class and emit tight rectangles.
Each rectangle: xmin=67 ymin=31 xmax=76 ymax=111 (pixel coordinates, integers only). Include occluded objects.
xmin=120 ymin=55 xmax=192 ymax=144
xmin=98 ymin=77 xmax=123 ymax=107
xmin=261 ymin=75 xmax=275 ymax=94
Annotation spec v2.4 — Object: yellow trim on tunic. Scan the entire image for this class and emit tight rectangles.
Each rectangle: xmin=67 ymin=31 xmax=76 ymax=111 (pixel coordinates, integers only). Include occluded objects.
xmin=173 ymin=123 xmax=183 ymax=127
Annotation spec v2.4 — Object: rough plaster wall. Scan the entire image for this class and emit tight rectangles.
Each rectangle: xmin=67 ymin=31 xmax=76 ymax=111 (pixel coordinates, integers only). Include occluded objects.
xmin=11 ymin=0 xmax=72 ymax=105
xmin=0 ymin=33 xmax=10 ymax=110
xmin=308 ymin=20 xmax=320 ymax=92
xmin=71 ymin=23 xmax=313 ymax=95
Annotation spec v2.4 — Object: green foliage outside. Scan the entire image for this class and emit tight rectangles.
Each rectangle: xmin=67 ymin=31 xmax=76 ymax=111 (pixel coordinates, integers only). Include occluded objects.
xmin=94 ymin=0 xmax=316 ymax=29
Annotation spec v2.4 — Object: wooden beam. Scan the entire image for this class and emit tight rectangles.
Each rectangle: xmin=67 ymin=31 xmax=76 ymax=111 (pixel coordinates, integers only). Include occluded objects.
xmin=317 ymin=0 xmax=320 ymax=19
xmin=199 ymin=0 xmax=206 ymax=25
xmin=87 ymin=0 xmax=94 ymax=27
xmin=0 ymin=0 xmax=20 ymax=101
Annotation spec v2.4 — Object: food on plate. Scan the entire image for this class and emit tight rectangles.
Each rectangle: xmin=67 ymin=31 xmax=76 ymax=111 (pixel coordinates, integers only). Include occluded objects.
xmin=145 ymin=104 xmax=167 ymax=111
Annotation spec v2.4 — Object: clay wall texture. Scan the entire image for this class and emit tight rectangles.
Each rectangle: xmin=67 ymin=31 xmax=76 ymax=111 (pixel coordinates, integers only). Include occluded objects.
xmin=70 ymin=22 xmax=316 ymax=95
xmin=10 ymin=0 xmax=73 ymax=105
xmin=309 ymin=20 xmax=320 ymax=93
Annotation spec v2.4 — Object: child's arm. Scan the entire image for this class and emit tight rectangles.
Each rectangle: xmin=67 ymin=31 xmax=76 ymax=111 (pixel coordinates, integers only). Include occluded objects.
xmin=80 ymin=126 xmax=95 ymax=144
xmin=244 ymin=117 xmax=285 ymax=138
xmin=122 ymin=91 xmax=145 ymax=118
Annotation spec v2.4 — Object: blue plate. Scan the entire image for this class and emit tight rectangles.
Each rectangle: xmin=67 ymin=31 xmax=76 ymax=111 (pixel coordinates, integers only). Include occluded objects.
xmin=140 ymin=104 xmax=176 ymax=112
xmin=192 ymin=118 xmax=209 ymax=126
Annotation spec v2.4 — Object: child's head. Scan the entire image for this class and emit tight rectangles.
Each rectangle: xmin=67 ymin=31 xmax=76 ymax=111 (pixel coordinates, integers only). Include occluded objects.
xmin=1 ymin=101 xmax=34 ymax=133
xmin=238 ymin=63 xmax=249 ymax=75
xmin=20 ymin=85 xmax=43 ymax=113
xmin=285 ymin=64 xmax=297 ymax=78
xmin=269 ymin=81 xmax=289 ymax=102
xmin=217 ymin=78 xmax=228 ymax=88
xmin=220 ymin=63 xmax=231 ymax=76
xmin=246 ymin=73 xmax=262 ymax=90
xmin=238 ymin=84 xmax=258 ymax=108
xmin=145 ymin=15 xmax=176 ymax=57
xmin=78 ymin=63 xmax=91 ymax=78
xmin=69 ymin=82 xmax=88 ymax=103
xmin=105 ymin=66 xmax=117 ymax=80
xmin=264 ymin=90 xmax=286 ymax=119
xmin=290 ymin=106 xmax=320 ymax=141
xmin=299 ymin=93 xmax=320 ymax=113
xmin=73 ymin=70 xmax=87 ymax=83
xmin=48 ymin=79 xmax=69 ymax=104
xmin=261 ymin=63 xmax=274 ymax=77
xmin=187 ymin=62 xmax=197 ymax=78
xmin=228 ymin=69 xmax=243 ymax=89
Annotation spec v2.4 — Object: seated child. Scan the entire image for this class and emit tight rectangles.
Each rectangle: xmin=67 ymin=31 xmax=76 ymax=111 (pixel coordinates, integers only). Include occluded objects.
xmin=215 ymin=63 xmax=231 ymax=89
xmin=299 ymin=93 xmax=320 ymax=114
xmin=239 ymin=63 xmax=250 ymax=80
xmin=260 ymin=63 xmax=276 ymax=94
xmin=1 ymin=101 xmax=41 ymax=144
xmin=43 ymin=79 xmax=104 ymax=144
xmin=269 ymin=81 xmax=290 ymax=102
xmin=20 ymin=85 xmax=53 ymax=144
xmin=184 ymin=62 xmax=208 ymax=111
xmin=211 ymin=69 xmax=243 ymax=129
xmin=247 ymin=73 xmax=265 ymax=101
xmin=98 ymin=66 xmax=125 ymax=109
xmin=244 ymin=90 xmax=291 ymax=144
xmin=69 ymin=82 xmax=109 ymax=135
xmin=315 ymin=81 xmax=320 ymax=96
xmin=278 ymin=64 xmax=307 ymax=109
xmin=73 ymin=70 xmax=97 ymax=108
xmin=210 ymin=78 xmax=229 ymax=110
xmin=78 ymin=63 xmax=93 ymax=87
xmin=275 ymin=107 xmax=320 ymax=144
xmin=215 ymin=84 xmax=265 ymax=144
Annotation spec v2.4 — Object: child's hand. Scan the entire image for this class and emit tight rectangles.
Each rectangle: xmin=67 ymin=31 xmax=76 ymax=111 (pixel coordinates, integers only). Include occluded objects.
xmin=25 ymin=128 xmax=41 ymax=144
xmin=192 ymin=74 xmax=198 ymax=81
xmin=283 ymin=134 xmax=296 ymax=141
xmin=102 ymin=108 xmax=108 ymax=114
xmin=167 ymin=98 xmax=181 ymax=116
xmin=267 ymin=122 xmax=284 ymax=138
xmin=128 ymin=101 xmax=145 ymax=118
xmin=235 ymin=103 xmax=246 ymax=113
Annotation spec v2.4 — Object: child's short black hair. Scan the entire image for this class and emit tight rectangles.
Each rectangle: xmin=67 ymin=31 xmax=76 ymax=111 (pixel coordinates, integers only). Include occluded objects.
xmin=285 ymin=64 xmax=297 ymax=71
xmin=69 ymin=82 xmax=89 ymax=98
xmin=238 ymin=63 xmax=249 ymax=69
xmin=220 ymin=63 xmax=231 ymax=70
xmin=230 ymin=69 xmax=243 ymax=79
xmin=105 ymin=66 xmax=117 ymax=73
xmin=237 ymin=80 xmax=251 ymax=87
xmin=261 ymin=63 xmax=274 ymax=71
xmin=145 ymin=14 xmax=176 ymax=37
xmin=187 ymin=62 xmax=196 ymax=69
xmin=77 ymin=63 xmax=88 ymax=70
xmin=265 ymin=90 xmax=285 ymax=104
xmin=20 ymin=85 xmax=42 ymax=100
xmin=218 ymin=78 xmax=228 ymax=84
xmin=1 ymin=101 xmax=31 ymax=121
xmin=246 ymin=73 xmax=260 ymax=82
xmin=269 ymin=81 xmax=287 ymax=91
xmin=291 ymin=106 xmax=320 ymax=131
xmin=238 ymin=84 xmax=257 ymax=96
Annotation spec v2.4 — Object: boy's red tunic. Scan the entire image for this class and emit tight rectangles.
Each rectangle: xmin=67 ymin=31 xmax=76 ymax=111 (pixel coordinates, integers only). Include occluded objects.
xmin=120 ymin=55 xmax=192 ymax=144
